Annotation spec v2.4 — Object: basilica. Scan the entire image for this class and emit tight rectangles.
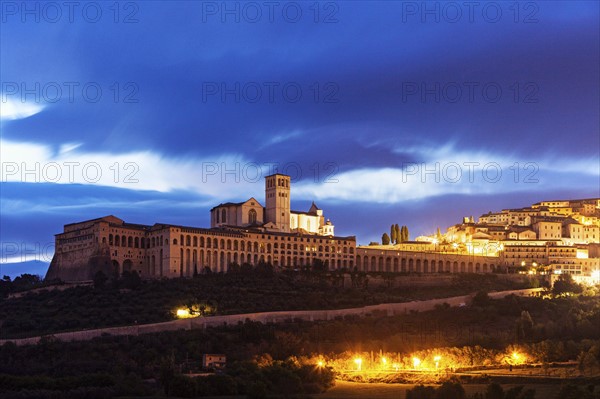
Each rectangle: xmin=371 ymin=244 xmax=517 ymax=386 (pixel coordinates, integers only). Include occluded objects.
xmin=45 ymin=174 xmax=352 ymax=281
xmin=210 ymin=174 xmax=334 ymax=236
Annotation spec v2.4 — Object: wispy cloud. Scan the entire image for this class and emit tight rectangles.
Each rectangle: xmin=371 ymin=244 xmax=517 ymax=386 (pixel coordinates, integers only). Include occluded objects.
xmin=0 ymin=98 xmax=45 ymax=121
xmin=259 ymin=129 xmax=303 ymax=149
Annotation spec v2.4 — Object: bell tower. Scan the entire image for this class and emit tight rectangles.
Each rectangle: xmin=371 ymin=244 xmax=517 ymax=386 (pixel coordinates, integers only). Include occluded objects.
xmin=265 ymin=174 xmax=290 ymax=232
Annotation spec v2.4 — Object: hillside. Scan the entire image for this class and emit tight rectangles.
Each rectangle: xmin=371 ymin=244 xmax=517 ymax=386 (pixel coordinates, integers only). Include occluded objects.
xmin=0 ymin=271 xmax=538 ymax=339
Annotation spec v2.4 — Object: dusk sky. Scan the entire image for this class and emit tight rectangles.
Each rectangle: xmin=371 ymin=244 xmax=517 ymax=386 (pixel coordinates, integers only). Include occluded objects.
xmin=1 ymin=1 xmax=599 ymax=271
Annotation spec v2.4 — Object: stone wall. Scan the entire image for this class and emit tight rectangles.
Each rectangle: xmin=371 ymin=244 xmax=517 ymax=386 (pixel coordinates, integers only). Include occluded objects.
xmin=0 ymin=288 xmax=543 ymax=347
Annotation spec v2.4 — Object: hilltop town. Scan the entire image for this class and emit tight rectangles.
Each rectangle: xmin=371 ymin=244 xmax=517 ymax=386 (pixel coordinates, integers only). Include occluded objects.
xmin=46 ymin=174 xmax=600 ymax=285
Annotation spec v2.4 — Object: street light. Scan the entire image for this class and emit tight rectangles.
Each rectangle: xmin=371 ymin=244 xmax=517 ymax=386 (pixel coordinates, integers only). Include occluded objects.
xmin=412 ymin=357 xmax=421 ymax=369
xmin=434 ymin=355 xmax=441 ymax=369
xmin=354 ymin=358 xmax=362 ymax=371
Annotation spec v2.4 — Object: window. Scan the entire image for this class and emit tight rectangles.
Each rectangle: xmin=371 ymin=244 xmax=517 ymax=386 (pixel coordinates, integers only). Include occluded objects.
xmin=249 ymin=209 xmax=257 ymax=224
xmin=221 ymin=209 xmax=227 ymax=223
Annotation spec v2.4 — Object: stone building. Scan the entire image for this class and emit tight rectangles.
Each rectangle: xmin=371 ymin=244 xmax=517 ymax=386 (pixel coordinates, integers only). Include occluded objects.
xmin=46 ymin=174 xmax=353 ymax=281
xmin=211 ymin=174 xmax=334 ymax=236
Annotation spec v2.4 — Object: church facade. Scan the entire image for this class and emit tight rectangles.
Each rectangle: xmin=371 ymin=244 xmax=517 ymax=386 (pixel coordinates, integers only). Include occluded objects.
xmin=210 ymin=174 xmax=334 ymax=236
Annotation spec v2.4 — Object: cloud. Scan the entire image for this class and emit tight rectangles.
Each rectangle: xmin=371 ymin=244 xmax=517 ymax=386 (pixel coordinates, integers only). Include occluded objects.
xmin=293 ymin=144 xmax=600 ymax=203
xmin=0 ymin=138 xmax=264 ymax=199
xmin=260 ymin=129 xmax=303 ymax=148
xmin=2 ymin=138 xmax=597 ymax=206
xmin=0 ymin=98 xmax=45 ymax=121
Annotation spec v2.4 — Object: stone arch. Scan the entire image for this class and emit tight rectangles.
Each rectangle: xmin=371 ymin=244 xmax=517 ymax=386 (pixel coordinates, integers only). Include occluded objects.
xmin=186 ymin=248 xmax=191 ymax=276
xmin=112 ymin=260 xmax=120 ymax=277
xmin=248 ymin=209 xmax=257 ymax=224
xmin=179 ymin=248 xmax=184 ymax=276
xmin=159 ymin=249 xmax=163 ymax=277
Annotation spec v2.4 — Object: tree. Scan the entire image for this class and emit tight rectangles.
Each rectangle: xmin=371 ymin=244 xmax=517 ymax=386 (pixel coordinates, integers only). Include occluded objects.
xmin=12 ymin=274 xmax=41 ymax=291
xmin=121 ymin=270 xmax=141 ymax=290
xmin=399 ymin=225 xmax=409 ymax=242
xmin=552 ymin=274 xmax=583 ymax=296
xmin=394 ymin=224 xmax=400 ymax=244
xmin=435 ymin=380 xmax=465 ymax=399
xmin=504 ymin=386 xmax=535 ymax=399
xmin=159 ymin=355 xmax=176 ymax=396
xmin=0 ymin=275 xmax=13 ymax=298
xmin=93 ymin=271 xmax=108 ymax=289
xmin=403 ymin=225 xmax=410 ymax=241
xmin=382 ymin=233 xmax=390 ymax=245
xmin=516 ymin=310 xmax=534 ymax=341
xmin=390 ymin=225 xmax=397 ymax=244
xmin=228 ymin=262 xmax=241 ymax=273
xmin=484 ymin=383 xmax=504 ymax=399
xmin=407 ymin=385 xmax=436 ymax=399
xmin=554 ymin=384 xmax=596 ymax=399
xmin=312 ymin=259 xmax=327 ymax=273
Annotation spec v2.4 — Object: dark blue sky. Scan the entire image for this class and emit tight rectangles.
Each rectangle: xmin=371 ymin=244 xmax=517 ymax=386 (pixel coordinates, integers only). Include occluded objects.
xmin=1 ymin=1 xmax=599 ymax=269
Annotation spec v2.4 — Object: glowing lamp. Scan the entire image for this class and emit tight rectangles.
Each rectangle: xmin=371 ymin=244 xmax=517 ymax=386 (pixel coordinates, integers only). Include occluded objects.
xmin=412 ymin=357 xmax=421 ymax=368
